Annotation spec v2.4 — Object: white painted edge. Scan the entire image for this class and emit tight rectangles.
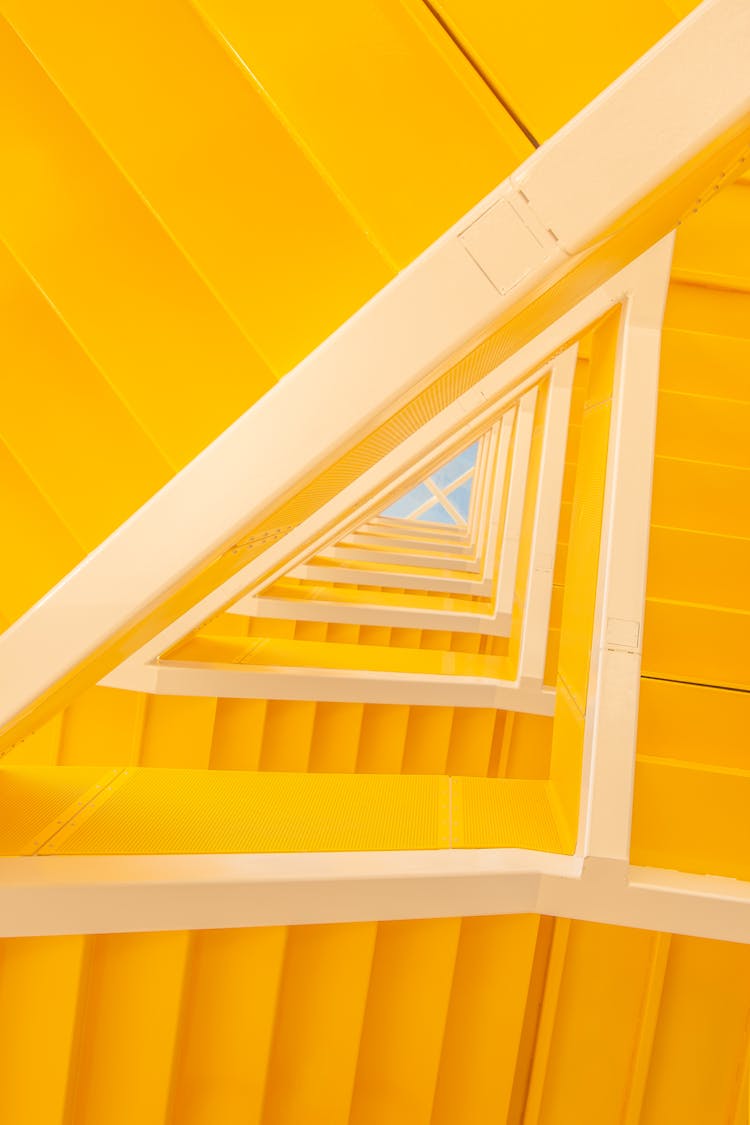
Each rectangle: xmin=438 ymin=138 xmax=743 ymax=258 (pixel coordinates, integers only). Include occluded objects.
xmin=365 ymin=517 xmax=472 ymax=539
xmin=230 ymin=597 xmax=510 ymax=638
xmin=577 ymin=233 xmax=676 ymax=861
xmin=3 ymin=852 xmax=750 ymax=945
xmin=466 ymin=426 xmax=493 ymax=535
xmin=146 ymin=662 xmax=557 ymax=712
xmin=493 ymin=386 xmax=538 ymax=615
xmin=476 ymin=410 xmax=514 ymax=583
xmin=291 ymin=563 xmax=493 ymax=596
xmin=322 ymin=550 xmax=483 ymax=574
xmin=344 ymin=532 xmax=477 ymax=556
xmin=517 ymin=349 xmax=576 ymax=683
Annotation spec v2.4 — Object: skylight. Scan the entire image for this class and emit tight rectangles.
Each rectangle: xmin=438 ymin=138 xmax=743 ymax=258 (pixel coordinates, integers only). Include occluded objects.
xmin=380 ymin=441 xmax=478 ymax=525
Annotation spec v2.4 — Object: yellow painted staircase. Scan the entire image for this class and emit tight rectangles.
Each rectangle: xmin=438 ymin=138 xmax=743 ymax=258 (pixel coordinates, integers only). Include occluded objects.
xmin=3 ymin=1 xmax=750 ymax=1123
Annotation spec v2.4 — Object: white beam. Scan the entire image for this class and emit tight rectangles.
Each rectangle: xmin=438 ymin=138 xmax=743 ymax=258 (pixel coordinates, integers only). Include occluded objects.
xmin=143 ymin=663 xmax=557 ymax=711
xmin=3 ymin=852 xmax=750 ymax=946
xmin=576 ymin=234 xmax=675 ymax=860
xmin=406 ymin=465 xmax=474 ymax=522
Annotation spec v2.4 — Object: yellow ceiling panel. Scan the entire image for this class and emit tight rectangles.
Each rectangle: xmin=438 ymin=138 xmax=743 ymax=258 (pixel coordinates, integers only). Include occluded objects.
xmin=189 ymin=0 xmax=532 ymax=264
xmin=0 ymin=2 xmax=394 ymax=374
xmin=427 ymin=0 xmax=699 ymax=141
xmin=0 ymin=439 xmax=82 ymax=626
xmin=0 ymin=241 xmax=172 ymax=551
xmin=0 ymin=17 xmax=276 ymax=470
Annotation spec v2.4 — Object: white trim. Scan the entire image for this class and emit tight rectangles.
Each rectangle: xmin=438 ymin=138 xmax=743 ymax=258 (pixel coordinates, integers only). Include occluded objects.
xmin=577 ymin=234 xmax=675 ymax=860
xmin=3 ymin=852 xmax=750 ymax=945
xmin=2 ymin=0 xmax=747 ymax=741
xmin=492 ymin=386 xmax=537 ymax=616
xmin=365 ymin=518 xmax=471 ymax=539
xmin=344 ymin=532 xmax=477 ymax=555
xmin=517 ymin=350 xmax=576 ymax=683
xmin=292 ymin=562 xmax=494 ymax=596
xmin=135 ymin=662 xmax=557 ymax=710
xmin=467 ymin=428 xmax=492 ymax=533
xmin=323 ymin=550 xmax=481 ymax=573
xmin=230 ymin=595 xmax=506 ymax=636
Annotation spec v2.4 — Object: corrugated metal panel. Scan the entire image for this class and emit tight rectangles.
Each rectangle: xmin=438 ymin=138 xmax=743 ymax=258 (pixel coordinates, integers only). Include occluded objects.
xmin=0 ymin=916 xmax=747 ymax=1123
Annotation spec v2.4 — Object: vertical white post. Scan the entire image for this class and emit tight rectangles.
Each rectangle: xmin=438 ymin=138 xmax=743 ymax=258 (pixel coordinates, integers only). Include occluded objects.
xmin=579 ymin=234 xmax=675 ymax=860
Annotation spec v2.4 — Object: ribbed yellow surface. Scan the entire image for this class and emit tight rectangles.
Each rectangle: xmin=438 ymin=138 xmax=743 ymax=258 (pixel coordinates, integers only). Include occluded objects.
xmin=0 ymin=767 xmax=584 ymax=855
xmin=0 ymin=917 xmax=747 ymax=1124
xmin=0 ymin=765 xmax=113 ymax=855
xmin=451 ymin=778 xmax=571 ymax=852
xmin=22 ymin=768 xmax=449 ymax=855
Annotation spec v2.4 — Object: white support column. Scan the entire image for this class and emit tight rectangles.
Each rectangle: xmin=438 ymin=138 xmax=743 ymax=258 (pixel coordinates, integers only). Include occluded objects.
xmin=578 ymin=234 xmax=676 ymax=861
xmin=494 ymin=387 xmax=538 ymax=616
xmin=518 ymin=347 xmax=577 ymax=685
